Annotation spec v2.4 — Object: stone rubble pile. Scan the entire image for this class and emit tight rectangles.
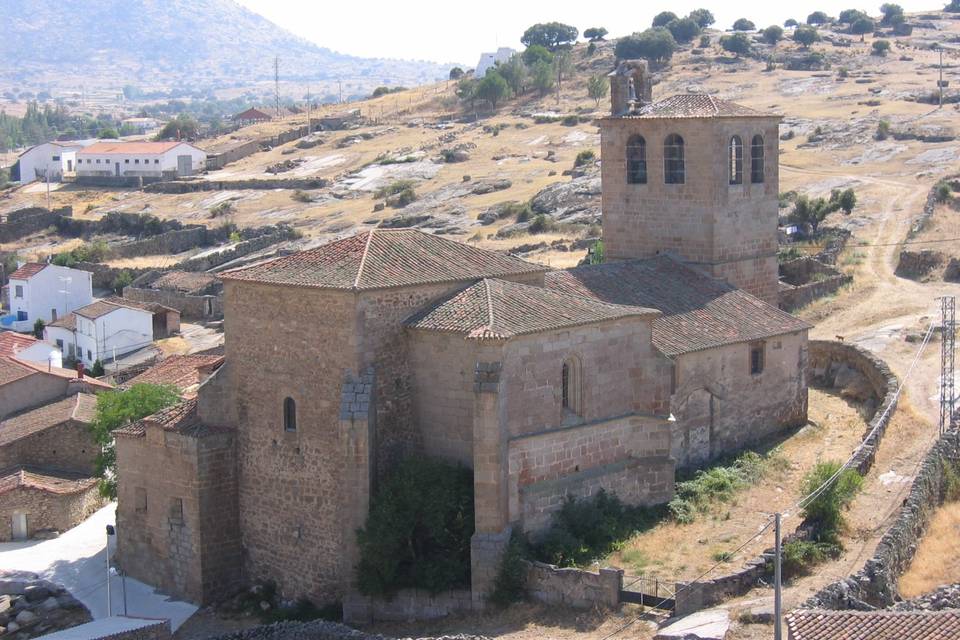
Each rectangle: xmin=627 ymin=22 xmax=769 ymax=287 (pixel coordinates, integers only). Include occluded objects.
xmin=893 ymin=584 xmax=960 ymax=612
xmin=0 ymin=572 xmax=91 ymax=640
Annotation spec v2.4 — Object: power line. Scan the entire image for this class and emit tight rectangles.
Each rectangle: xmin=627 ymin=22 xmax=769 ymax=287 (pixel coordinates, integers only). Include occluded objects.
xmin=788 ymin=235 xmax=960 ymax=251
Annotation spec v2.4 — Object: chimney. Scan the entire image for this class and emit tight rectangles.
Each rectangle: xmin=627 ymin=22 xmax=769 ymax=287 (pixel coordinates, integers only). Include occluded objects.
xmin=77 ymin=361 xmax=85 ymax=379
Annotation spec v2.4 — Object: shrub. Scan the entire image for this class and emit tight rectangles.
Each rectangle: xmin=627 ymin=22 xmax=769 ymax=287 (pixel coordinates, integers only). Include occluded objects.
xmin=574 ymin=149 xmax=596 ymax=168
xmin=586 ymin=75 xmax=608 ymax=107
xmin=209 ymin=200 xmax=235 ymax=216
xmin=562 ymin=115 xmax=579 ymax=127
xmin=374 ymin=180 xmax=416 ymax=199
xmin=90 ymin=359 xmax=105 ymax=377
xmin=781 ymin=540 xmax=841 ymax=578
xmin=502 ymin=201 xmax=533 ymax=222
xmin=356 ymin=457 xmax=474 ymax=596
xmin=721 ymin=33 xmax=753 ymax=57
xmin=111 ymin=270 xmax=133 ymax=294
xmin=732 ymin=18 xmax=756 ymax=31
xmin=763 ymin=25 xmax=785 ymax=45
xmin=528 ymin=214 xmax=557 ymax=234
xmin=291 ymin=190 xmax=313 ymax=203
xmin=935 ymin=181 xmax=953 ymax=203
xmin=948 ymin=0 xmax=960 ymax=12
xmin=489 ymin=533 xmax=528 ymax=606
xmin=586 ymin=41 xmax=597 ymax=56
xmin=800 ymin=461 xmax=863 ymax=543
xmin=699 ymin=34 xmax=711 ymax=48
xmin=667 ymin=17 xmax=701 ymax=44
xmin=875 ymin=119 xmax=891 ymax=140
xmin=33 ymin=318 xmax=45 ymax=339
xmin=532 ymin=490 xmax=665 ymax=567
xmin=387 ymin=188 xmax=417 ymax=208
xmin=668 ymin=451 xmax=780 ymax=524
xmin=872 ymin=40 xmax=891 ymax=57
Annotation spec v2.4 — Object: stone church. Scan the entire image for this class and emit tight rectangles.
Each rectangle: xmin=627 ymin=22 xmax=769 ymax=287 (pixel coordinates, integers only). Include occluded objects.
xmin=114 ymin=62 xmax=810 ymax=607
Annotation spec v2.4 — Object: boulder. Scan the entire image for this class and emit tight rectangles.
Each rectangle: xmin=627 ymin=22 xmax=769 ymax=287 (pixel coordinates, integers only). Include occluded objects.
xmin=6 ymin=621 xmax=19 ymax=634
xmin=40 ymin=597 xmax=60 ymax=612
xmin=529 ymin=174 xmax=602 ymax=225
xmin=15 ymin=610 xmax=37 ymax=626
xmin=23 ymin=586 xmax=50 ymax=603
xmin=895 ymin=250 xmax=944 ymax=279
xmin=0 ymin=595 xmax=9 ymax=613
xmin=470 ymin=179 xmax=511 ymax=195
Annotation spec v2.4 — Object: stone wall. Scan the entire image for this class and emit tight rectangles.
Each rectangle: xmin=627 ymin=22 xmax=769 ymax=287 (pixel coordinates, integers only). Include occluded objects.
xmin=342 ymin=589 xmax=473 ymax=625
xmin=0 ymin=206 xmax=72 ymax=243
xmin=111 ymin=227 xmax=210 ymax=258
xmin=123 ymin=286 xmax=223 ymax=320
xmin=207 ymin=619 xmax=486 ymax=640
xmin=75 ymin=175 xmax=174 ymax=187
xmin=204 ymin=125 xmax=312 ymax=171
xmin=674 ymin=339 xmax=898 ymax=613
xmin=778 ymin=257 xmax=852 ymax=312
xmin=0 ymin=482 xmax=103 ymax=541
xmin=0 ymin=419 xmax=99 ymax=475
xmin=525 ymin=561 xmax=623 ymax=609
xmin=806 ymin=427 xmax=960 ymax=610
xmin=145 ymin=178 xmax=329 ymax=193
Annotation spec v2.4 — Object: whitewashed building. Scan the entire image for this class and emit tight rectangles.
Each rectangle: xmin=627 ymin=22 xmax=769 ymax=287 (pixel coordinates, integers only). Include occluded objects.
xmin=16 ymin=141 xmax=89 ymax=184
xmin=76 ymin=141 xmax=206 ymax=179
xmin=3 ymin=263 xmax=93 ymax=333
xmin=46 ymin=300 xmax=153 ymax=367
xmin=475 ymin=47 xmax=517 ymax=78
xmin=0 ymin=332 xmax=62 ymax=368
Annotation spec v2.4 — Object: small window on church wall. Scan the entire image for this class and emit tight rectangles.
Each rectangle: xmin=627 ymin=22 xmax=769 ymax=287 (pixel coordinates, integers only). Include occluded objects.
xmin=664 ymin=134 xmax=685 ymax=184
xmin=626 ymin=135 xmax=647 ymax=184
xmin=750 ymin=343 xmax=765 ymax=375
xmin=561 ymin=356 xmax=583 ymax=417
xmin=729 ymin=136 xmax=743 ymax=185
xmin=283 ymin=397 xmax=297 ymax=432
xmin=751 ymin=135 xmax=764 ymax=183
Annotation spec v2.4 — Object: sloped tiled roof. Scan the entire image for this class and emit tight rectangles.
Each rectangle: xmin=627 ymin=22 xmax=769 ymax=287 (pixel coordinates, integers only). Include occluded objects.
xmin=9 ymin=263 xmax=48 ymax=280
xmin=220 ymin=229 xmax=546 ymax=291
xmin=0 ymin=394 xmax=97 ymax=447
xmin=73 ymin=299 xmax=155 ymax=320
xmin=79 ymin=141 xmax=183 ymax=155
xmin=124 ymin=355 xmax=224 ymax=394
xmin=545 ymin=256 xmax=810 ymax=356
xmin=787 ymin=609 xmax=960 ymax=640
xmin=0 ymin=466 xmax=98 ymax=496
xmin=0 ymin=332 xmax=41 ymax=358
xmin=623 ymin=94 xmax=773 ymax=119
xmin=7 ymin=356 xmax=113 ymax=390
xmin=407 ymin=278 xmax=658 ymax=340
xmin=48 ymin=313 xmax=77 ymax=331
xmin=0 ymin=357 xmax=37 ymax=385
xmin=148 ymin=271 xmax=219 ymax=294
xmin=114 ymin=398 xmax=225 ymax=439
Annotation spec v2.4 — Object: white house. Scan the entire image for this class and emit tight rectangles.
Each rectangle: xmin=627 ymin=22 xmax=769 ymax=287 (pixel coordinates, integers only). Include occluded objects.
xmin=475 ymin=47 xmax=517 ymax=78
xmin=120 ymin=117 xmax=162 ymax=134
xmin=16 ymin=141 xmax=89 ymax=184
xmin=76 ymin=141 xmax=206 ymax=179
xmin=3 ymin=263 xmax=93 ymax=333
xmin=46 ymin=300 xmax=153 ymax=367
xmin=0 ymin=332 xmax=62 ymax=368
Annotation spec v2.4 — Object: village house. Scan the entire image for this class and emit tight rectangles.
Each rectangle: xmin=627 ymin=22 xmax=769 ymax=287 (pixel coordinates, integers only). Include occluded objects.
xmin=232 ymin=108 xmax=272 ymax=127
xmin=3 ymin=262 xmax=93 ymax=333
xmin=0 ymin=332 xmax=62 ymax=368
xmin=475 ymin=48 xmax=517 ymax=78
xmin=15 ymin=140 xmax=93 ymax=184
xmin=0 ymin=356 xmax=110 ymax=417
xmin=123 ymin=354 xmax=224 ymax=397
xmin=44 ymin=298 xmax=177 ymax=368
xmin=123 ymin=270 xmax=223 ymax=320
xmin=114 ymin=61 xmax=809 ymax=608
xmin=76 ymin=141 xmax=206 ymax=181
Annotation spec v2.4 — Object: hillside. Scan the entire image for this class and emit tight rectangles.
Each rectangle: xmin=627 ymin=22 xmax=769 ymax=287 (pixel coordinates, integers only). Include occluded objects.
xmin=0 ymin=0 xmax=451 ymax=94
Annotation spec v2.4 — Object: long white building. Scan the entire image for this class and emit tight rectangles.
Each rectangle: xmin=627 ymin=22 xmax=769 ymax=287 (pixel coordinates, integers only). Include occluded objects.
xmin=16 ymin=141 xmax=92 ymax=184
xmin=76 ymin=141 xmax=206 ymax=179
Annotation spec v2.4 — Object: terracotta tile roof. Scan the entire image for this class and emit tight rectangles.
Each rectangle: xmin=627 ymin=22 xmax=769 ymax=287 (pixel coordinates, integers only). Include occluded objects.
xmin=0 ymin=466 xmax=98 ymax=496
xmin=787 ymin=609 xmax=960 ymax=640
xmin=103 ymin=296 xmax=176 ymax=315
xmin=114 ymin=398 xmax=226 ymax=439
xmin=620 ymin=94 xmax=773 ymax=119
xmin=0 ymin=394 xmax=97 ymax=447
xmin=0 ymin=357 xmax=37 ymax=385
xmin=545 ymin=256 xmax=810 ymax=356
xmin=124 ymin=355 xmax=224 ymax=394
xmin=9 ymin=263 xmax=48 ymax=280
xmin=73 ymin=299 xmax=158 ymax=320
xmin=8 ymin=356 xmax=114 ymax=390
xmin=220 ymin=229 xmax=546 ymax=291
xmin=407 ymin=278 xmax=658 ymax=340
xmin=148 ymin=271 xmax=219 ymax=294
xmin=234 ymin=108 xmax=272 ymax=121
xmin=0 ymin=332 xmax=40 ymax=358
xmin=48 ymin=313 xmax=77 ymax=331
xmin=78 ymin=141 xmax=184 ymax=155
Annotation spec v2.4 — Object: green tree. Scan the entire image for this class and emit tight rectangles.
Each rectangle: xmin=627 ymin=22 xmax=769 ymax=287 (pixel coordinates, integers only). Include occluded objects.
xmin=449 ymin=67 xmax=464 ymax=80
xmin=456 ymin=77 xmax=478 ymax=110
xmin=111 ymin=269 xmax=134 ymax=294
xmin=784 ymin=18 xmax=799 ymax=27
xmin=948 ymin=0 xmax=960 ymax=13
xmin=522 ymin=44 xmax=554 ymax=67
xmin=587 ymin=75 xmax=609 ymax=107
xmin=789 ymin=194 xmax=839 ymax=232
xmin=721 ymin=33 xmax=753 ymax=56
xmin=850 ymin=17 xmax=875 ymax=40
xmin=872 ymin=39 xmax=891 ymax=56
xmin=90 ymin=359 xmax=105 ymax=377
xmin=880 ymin=3 xmax=904 ymax=25
xmin=99 ymin=127 xmax=119 ymax=139
xmin=667 ymin=17 xmax=701 ymax=44
xmin=793 ymin=25 xmax=820 ymax=48
xmin=688 ymin=8 xmax=716 ymax=28
xmin=801 ymin=461 xmax=863 ymax=542
xmin=497 ymin=55 xmax=528 ymax=95
xmin=584 ymin=27 xmax=608 ymax=41
xmin=614 ymin=28 xmax=677 ymax=65
xmin=652 ymin=11 xmax=678 ymax=27
xmin=33 ymin=318 xmax=45 ymax=339
xmin=89 ymin=383 xmax=181 ymax=498
xmin=476 ymin=71 xmax=510 ymax=108
xmin=732 ymin=18 xmax=756 ymax=31
xmin=806 ymin=11 xmax=830 ymax=25
xmin=838 ymin=8 xmax=868 ymax=23
xmin=531 ymin=60 xmax=555 ymax=96
xmin=521 ymin=22 xmax=579 ymax=50
xmin=831 ymin=187 xmax=857 ymax=214
xmin=156 ymin=114 xmax=199 ymax=140
xmin=763 ymin=25 xmax=785 ymax=44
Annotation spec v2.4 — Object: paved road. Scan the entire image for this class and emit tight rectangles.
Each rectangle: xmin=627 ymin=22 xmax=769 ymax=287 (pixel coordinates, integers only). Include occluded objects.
xmin=0 ymin=503 xmax=197 ymax=631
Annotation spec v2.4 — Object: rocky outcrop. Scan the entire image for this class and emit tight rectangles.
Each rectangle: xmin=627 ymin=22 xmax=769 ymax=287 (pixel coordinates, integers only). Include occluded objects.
xmin=895 ymin=250 xmax=944 ymax=280
xmin=893 ymin=583 xmax=960 ymax=612
xmin=529 ymin=174 xmax=601 ymax=225
xmin=0 ymin=572 xmax=91 ymax=639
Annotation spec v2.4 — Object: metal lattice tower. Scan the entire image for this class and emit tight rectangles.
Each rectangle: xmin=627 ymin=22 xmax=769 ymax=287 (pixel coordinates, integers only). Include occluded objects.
xmin=941 ymin=296 xmax=956 ymax=434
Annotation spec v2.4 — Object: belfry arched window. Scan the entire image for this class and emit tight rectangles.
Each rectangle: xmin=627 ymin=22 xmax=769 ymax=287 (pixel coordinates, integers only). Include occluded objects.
xmin=626 ymin=135 xmax=647 ymax=184
xmin=283 ymin=397 xmax=297 ymax=432
xmin=729 ymin=136 xmax=743 ymax=185
xmin=751 ymin=135 xmax=765 ymax=183
xmin=561 ymin=356 xmax=583 ymax=417
xmin=664 ymin=134 xmax=685 ymax=184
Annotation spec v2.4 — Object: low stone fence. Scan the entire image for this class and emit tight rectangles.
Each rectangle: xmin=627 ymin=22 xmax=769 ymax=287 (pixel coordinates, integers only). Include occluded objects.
xmin=0 ymin=206 xmax=72 ymax=243
xmin=806 ymin=427 xmax=960 ymax=610
xmin=674 ymin=340 xmax=899 ymax=613
xmin=111 ymin=227 xmax=210 ymax=258
xmin=123 ymin=286 xmax=223 ymax=320
xmin=145 ymin=177 xmax=329 ymax=193
xmin=205 ymin=140 xmax=260 ymax=170
xmin=778 ymin=257 xmax=852 ymax=311
xmin=342 ymin=589 xmax=473 ymax=625
xmin=75 ymin=174 xmax=173 ymax=187
xmin=525 ymin=561 xmax=622 ymax=609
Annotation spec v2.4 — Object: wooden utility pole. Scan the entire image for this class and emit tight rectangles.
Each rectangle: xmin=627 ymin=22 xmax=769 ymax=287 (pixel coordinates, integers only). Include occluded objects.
xmin=274 ymin=57 xmax=281 ymax=117
xmin=306 ymin=84 xmax=311 ymax=134
xmin=774 ymin=513 xmax=783 ymax=640
xmin=338 ymin=80 xmax=343 ymax=104
xmin=939 ymin=45 xmax=945 ymax=109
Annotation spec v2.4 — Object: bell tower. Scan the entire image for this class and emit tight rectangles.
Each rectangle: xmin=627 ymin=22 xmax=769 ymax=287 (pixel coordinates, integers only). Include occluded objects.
xmin=598 ymin=70 xmax=782 ymax=306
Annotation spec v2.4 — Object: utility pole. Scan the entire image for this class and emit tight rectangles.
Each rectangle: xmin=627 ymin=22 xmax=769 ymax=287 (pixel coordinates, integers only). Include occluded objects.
xmin=941 ymin=296 xmax=956 ymax=434
xmin=338 ymin=80 xmax=343 ymax=105
xmin=939 ymin=45 xmax=944 ymax=109
xmin=306 ymin=84 xmax=311 ymax=135
xmin=774 ymin=513 xmax=783 ymax=640
xmin=274 ymin=57 xmax=281 ymax=118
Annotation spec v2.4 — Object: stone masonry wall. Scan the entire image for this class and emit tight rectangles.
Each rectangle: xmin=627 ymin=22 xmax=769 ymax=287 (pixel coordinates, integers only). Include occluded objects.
xmin=111 ymin=227 xmax=210 ymax=258
xmin=0 ymin=419 xmax=99 ymax=475
xmin=0 ymin=206 xmax=72 ymax=243
xmin=123 ymin=286 xmax=223 ymax=320
xmin=0 ymin=483 xmax=103 ymax=541
xmin=342 ymin=589 xmax=473 ymax=625
xmin=197 ymin=430 xmax=242 ymax=602
xmin=525 ymin=562 xmax=623 ymax=609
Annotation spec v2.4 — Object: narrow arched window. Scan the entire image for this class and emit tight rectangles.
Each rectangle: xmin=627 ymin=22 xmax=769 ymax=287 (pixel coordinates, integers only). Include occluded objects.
xmin=751 ymin=135 xmax=764 ymax=183
xmin=561 ymin=356 xmax=583 ymax=417
xmin=664 ymin=134 xmax=685 ymax=184
xmin=729 ymin=136 xmax=743 ymax=185
xmin=626 ymin=135 xmax=647 ymax=184
xmin=283 ymin=397 xmax=297 ymax=432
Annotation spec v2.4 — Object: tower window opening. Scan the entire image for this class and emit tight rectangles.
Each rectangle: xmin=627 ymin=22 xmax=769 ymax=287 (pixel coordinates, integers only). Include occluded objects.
xmin=627 ymin=135 xmax=647 ymax=184
xmin=664 ymin=134 xmax=685 ymax=184
xmin=729 ymin=136 xmax=743 ymax=185
xmin=751 ymin=135 xmax=765 ymax=183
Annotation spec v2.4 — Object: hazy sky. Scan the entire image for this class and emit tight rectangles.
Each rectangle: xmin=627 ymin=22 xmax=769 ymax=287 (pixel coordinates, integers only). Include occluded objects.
xmin=235 ymin=0 xmax=938 ymax=65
